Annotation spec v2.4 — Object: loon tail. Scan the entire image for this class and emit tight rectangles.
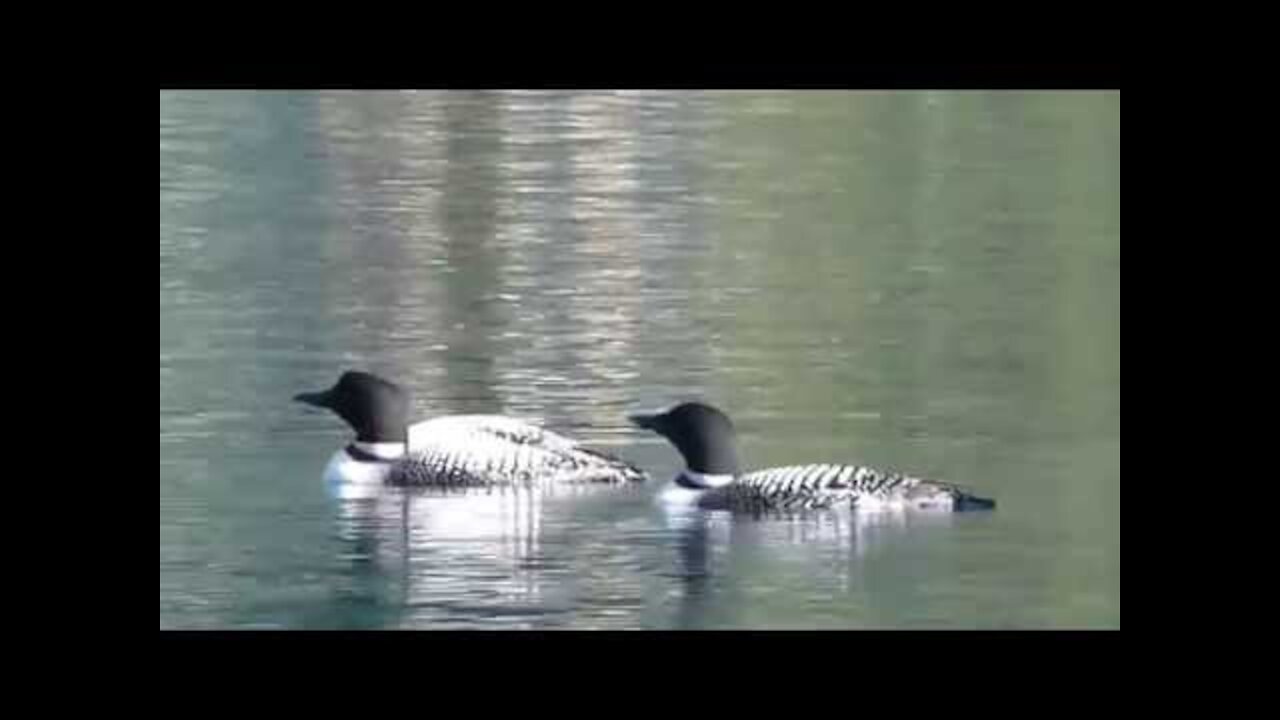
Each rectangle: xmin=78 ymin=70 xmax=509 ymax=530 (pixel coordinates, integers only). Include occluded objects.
xmin=575 ymin=446 xmax=649 ymax=483
xmin=952 ymin=490 xmax=997 ymax=511
xmin=912 ymin=479 xmax=997 ymax=512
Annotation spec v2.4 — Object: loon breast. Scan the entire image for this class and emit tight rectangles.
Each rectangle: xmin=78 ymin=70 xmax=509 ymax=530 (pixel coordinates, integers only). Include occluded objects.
xmin=389 ymin=415 xmax=647 ymax=488
xmin=322 ymin=447 xmax=393 ymax=498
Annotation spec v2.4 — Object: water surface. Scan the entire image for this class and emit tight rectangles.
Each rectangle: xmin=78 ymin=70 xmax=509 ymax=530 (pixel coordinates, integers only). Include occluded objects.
xmin=159 ymin=90 xmax=1120 ymax=629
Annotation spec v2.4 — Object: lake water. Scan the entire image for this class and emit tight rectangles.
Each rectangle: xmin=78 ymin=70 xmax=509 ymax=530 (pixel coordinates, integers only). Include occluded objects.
xmin=159 ymin=90 xmax=1120 ymax=629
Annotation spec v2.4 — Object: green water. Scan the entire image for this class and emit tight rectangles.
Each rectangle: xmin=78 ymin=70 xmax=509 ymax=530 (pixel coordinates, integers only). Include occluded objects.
xmin=159 ymin=90 xmax=1120 ymax=629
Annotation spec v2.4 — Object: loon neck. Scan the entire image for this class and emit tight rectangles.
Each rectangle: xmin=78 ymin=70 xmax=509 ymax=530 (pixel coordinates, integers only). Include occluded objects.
xmin=346 ymin=441 xmax=406 ymax=463
xmin=675 ymin=470 xmax=735 ymax=489
xmin=354 ymin=426 xmax=407 ymax=444
xmin=676 ymin=437 xmax=740 ymax=477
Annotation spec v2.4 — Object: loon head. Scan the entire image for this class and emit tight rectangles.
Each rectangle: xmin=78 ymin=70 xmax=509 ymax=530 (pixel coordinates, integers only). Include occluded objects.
xmin=628 ymin=402 xmax=741 ymax=476
xmin=294 ymin=371 xmax=410 ymax=444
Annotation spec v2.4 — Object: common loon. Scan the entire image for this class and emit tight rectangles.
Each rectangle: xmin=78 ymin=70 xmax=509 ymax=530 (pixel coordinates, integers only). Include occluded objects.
xmin=628 ymin=402 xmax=995 ymax=512
xmin=295 ymin=371 xmax=648 ymax=489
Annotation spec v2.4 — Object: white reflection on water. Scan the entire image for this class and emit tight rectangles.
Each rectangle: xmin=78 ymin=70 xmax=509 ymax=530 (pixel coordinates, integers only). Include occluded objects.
xmin=327 ymin=467 xmax=974 ymax=629
xmin=331 ymin=483 xmax=660 ymax=629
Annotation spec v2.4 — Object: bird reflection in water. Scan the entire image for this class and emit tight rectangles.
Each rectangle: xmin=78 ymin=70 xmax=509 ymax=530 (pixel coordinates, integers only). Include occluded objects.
xmin=329 ymin=483 xmax=648 ymax=628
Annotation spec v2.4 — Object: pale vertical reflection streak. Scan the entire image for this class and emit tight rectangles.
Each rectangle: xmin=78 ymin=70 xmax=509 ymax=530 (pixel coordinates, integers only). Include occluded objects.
xmin=309 ymin=91 xmax=450 ymax=380
xmin=559 ymin=91 xmax=647 ymax=425
xmin=486 ymin=91 xmax=663 ymax=436
xmin=311 ymin=91 xmax=505 ymax=404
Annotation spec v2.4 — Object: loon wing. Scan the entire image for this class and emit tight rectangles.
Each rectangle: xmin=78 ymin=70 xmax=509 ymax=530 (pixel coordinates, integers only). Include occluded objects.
xmin=716 ymin=463 xmax=989 ymax=512
xmin=396 ymin=415 xmax=646 ymax=487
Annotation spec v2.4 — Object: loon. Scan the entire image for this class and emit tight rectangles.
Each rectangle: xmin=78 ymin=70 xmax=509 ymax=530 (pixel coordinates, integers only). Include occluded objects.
xmin=295 ymin=371 xmax=648 ymax=489
xmin=628 ymin=402 xmax=995 ymax=512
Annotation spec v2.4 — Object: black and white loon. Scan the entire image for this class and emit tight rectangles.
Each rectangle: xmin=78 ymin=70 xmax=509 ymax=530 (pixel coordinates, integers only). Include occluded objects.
xmin=628 ymin=402 xmax=995 ymax=512
xmin=295 ymin=371 xmax=647 ymax=489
